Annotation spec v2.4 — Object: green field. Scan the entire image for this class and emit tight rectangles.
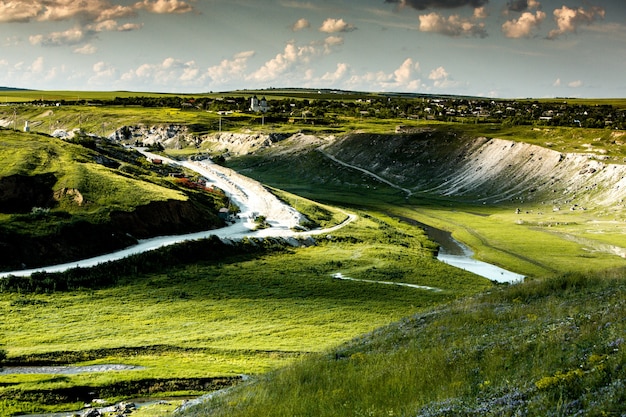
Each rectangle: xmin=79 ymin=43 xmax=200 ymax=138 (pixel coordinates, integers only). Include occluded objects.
xmin=0 ymin=209 xmax=490 ymax=415
xmin=1 ymin=91 xmax=626 ymax=416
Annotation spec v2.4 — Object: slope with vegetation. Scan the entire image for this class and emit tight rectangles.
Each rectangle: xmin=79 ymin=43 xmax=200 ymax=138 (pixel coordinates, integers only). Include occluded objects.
xmin=185 ymin=270 xmax=626 ymax=417
xmin=0 ymin=129 xmax=225 ymax=271
xmin=1 ymin=91 xmax=626 ymax=416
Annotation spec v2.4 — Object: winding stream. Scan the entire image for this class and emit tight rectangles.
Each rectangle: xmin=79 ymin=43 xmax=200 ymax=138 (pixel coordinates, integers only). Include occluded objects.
xmin=417 ymin=222 xmax=525 ymax=283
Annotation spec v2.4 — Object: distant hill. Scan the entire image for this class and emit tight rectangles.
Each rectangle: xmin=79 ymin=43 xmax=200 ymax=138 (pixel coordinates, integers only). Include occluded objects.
xmin=0 ymin=86 xmax=31 ymax=91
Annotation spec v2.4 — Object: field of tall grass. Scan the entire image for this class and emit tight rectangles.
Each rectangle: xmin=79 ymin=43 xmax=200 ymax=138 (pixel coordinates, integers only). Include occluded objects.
xmin=185 ymin=269 xmax=626 ymax=417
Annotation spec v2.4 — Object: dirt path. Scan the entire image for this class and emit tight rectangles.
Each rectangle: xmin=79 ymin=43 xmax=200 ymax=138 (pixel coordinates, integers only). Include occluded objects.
xmin=318 ymin=149 xmax=413 ymax=197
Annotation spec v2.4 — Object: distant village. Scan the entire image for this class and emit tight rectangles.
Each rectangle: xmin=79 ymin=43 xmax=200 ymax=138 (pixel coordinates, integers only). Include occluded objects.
xmin=109 ymin=93 xmax=626 ymax=130
xmin=10 ymin=91 xmax=626 ymax=130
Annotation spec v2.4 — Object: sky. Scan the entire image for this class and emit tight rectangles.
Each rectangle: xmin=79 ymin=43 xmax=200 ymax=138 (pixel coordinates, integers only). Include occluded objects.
xmin=0 ymin=0 xmax=624 ymax=98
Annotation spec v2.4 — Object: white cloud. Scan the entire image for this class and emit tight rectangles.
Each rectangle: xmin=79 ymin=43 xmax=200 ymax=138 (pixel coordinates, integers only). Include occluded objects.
xmin=419 ymin=12 xmax=487 ymax=38
xmin=568 ymin=80 xmax=583 ymax=88
xmin=474 ymin=6 xmax=489 ymax=19
xmin=121 ymin=57 xmax=201 ymax=88
xmin=323 ymin=35 xmax=344 ymax=53
xmin=2 ymin=0 xmax=190 ymax=50
xmin=321 ymin=63 xmax=350 ymax=82
xmin=206 ymin=51 xmax=255 ymax=84
xmin=30 ymin=57 xmax=45 ymax=73
xmin=346 ymin=58 xmax=422 ymax=92
xmin=428 ymin=66 xmax=459 ymax=89
xmin=248 ymin=40 xmax=331 ymax=83
xmin=0 ymin=1 xmax=40 ymax=23
xmin=319 ymin=18 xmax=356 ymax=33
xmin=502 ymin=10 xmax=546 ymax=38
xmin=74 ymin=43 xmax=97 ymax=54
xmin=292 ymin=18 xmax=310 ymax=31
xmin=134 ymin=0 xmax=194 ymax=14
xmin=394 ymin=58 xmax=420 ymax=86
xmin=29 ymin=27 xmax=85 ymax=46
xmin=553 ymin=78 xmax=561 ymax=87
xmin=429 ymin=66 xmax=448 ymax=82
xmin=548 ymin=6 xmax=605 ymax=39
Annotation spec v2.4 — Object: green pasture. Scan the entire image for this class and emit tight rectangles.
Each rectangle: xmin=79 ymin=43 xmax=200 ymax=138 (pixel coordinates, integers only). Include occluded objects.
xmin=186 ymin=268 xmax=626 ymax=417
xmin=0 ymin=130 xmax=185 ymax=216
xmin=0 ymin=211 xmax=490 ymax=415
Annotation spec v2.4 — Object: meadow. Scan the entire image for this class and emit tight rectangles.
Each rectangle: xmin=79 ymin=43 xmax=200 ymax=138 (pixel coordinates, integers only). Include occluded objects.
xmin=2 ymin=91 xmax=626 ymax=416
xmin=0 ymin=205 xmax=491 ymax=415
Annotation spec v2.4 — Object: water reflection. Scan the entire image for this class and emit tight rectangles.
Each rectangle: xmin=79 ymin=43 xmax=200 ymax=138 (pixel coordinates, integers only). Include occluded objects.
xmin=413 ymin=220 xmax=525 ymax=284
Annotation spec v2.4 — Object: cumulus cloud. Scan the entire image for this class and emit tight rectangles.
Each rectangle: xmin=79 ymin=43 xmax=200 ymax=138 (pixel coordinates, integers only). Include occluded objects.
xmin=419 ymin=12 xmax=487 ymax=37
xmin=248 ymin=41 xmax=318 ymax=82
xmin=292 ymin=18 xmax=310 ymax=31
xmin=321 ymin=63 xmax=350 ymax=82
xmin=1 ymin=0 xmax=193 ymax=48
xmin=0 ymin=0 xmax=136 ymax=24
xmin=384 ymin=0 xmax=489 ymax=11
xmin=206 ymin=51 xmax=255 ymax=84
xmin=30 ymin=56 xmax=45 ymax=73
xmin=319 ymin=18 xmax=356 ymax=33
xmin=502 ymin=10 xmax=546 ymax=38
xmin=90 ymin=61 xmax=117 ymax=84
xmin=346 ymin=58 xmax=422 ymax=91
xmin=428 ymin=66 xmax=459 ymax=88
xmin=74 ymin=43 xmax=97 ymax=54
xmin=247 ymin=36 xmax=346 ymax=83
xmin=323 ymin=35 xmax=344 ymax=53
xmin=121 ymin=57 xmax=200 ymax=87
xmin=474 ymin=6 xmax=488 ymax=19
xmin=548 ymin=5 xmax=605 ymax=39
xmin=29 ymin=27 xmax=86 ymax=46
xmin=394 ymin=58 xmax=421 ymax=86
xmin=0 ymin=1 xmax=40 ymax=23
xmin=134 ymin=0 xmax=194 ymax=14
xmin=87 ymin=19 xmax=143 ymax=32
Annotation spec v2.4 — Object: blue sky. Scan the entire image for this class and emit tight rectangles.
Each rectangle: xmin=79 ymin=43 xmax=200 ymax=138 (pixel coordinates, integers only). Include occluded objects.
xmin=0 ymin=0 xmax=623 ymax=98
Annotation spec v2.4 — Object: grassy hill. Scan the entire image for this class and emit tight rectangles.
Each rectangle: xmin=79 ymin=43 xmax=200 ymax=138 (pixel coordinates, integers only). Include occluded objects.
xmin=1 ymin=92 xmax=626 ymax=416
xmin=183 ymin=269 xmax=626 ymax=417
xmin=0 ymin=129 xmax=225 ymax=271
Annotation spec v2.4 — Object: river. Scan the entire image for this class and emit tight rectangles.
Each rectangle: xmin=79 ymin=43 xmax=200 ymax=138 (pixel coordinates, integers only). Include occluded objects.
xmin=416 ymin=222 xmax=525 ymax=284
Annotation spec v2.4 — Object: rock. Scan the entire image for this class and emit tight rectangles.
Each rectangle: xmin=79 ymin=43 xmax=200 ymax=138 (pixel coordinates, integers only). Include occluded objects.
xmin=82 ymin=408 xmax=101 ymax=417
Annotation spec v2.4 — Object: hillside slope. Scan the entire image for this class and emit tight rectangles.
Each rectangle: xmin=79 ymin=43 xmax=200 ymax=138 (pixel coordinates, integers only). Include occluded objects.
xmin=323 ymin=131 xmax=625 ymax=210
xmin=182 ymin=269 xmax=626 ymax=417
xmin=0 ymin=130 xmax=224 ymax=271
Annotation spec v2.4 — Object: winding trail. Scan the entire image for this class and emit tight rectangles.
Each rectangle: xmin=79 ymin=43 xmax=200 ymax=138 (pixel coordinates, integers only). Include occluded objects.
xmin=318 ymin=149 xmax=413 ymax=197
